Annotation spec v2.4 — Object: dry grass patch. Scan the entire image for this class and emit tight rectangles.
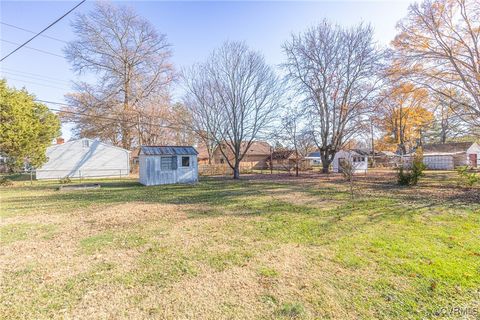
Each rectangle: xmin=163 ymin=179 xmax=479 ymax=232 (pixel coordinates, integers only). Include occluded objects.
xmin=1 ymin=172 xmax=479 ymax=319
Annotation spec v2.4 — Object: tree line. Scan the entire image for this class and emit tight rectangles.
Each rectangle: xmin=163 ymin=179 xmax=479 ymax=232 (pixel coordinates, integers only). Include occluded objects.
xmin=1 ymin=0 xmax=478 ymax=176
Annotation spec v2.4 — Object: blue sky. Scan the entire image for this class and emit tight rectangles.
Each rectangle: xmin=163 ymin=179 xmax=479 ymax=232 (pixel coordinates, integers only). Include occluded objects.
xmin=1 ymin=0 xmax=414 ymax=139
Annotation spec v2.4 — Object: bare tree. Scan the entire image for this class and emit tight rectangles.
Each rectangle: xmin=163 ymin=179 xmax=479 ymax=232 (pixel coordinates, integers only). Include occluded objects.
xmin=282 ymin=20 xmax=385 ymax=173
xmin=182 ymin=41 xmax=282 ymax=179
xmin=181 ymin=64 xmax=220 ymax=164
xmin=427 ymin=90 xmax=469 ymax=143
xmin=393 ymin=0 xmax=480 ymax=127
xmin=63 ymin=1 xmax=174 ymax=149
xmin=277 ymin=102 xmax=315 ymax=176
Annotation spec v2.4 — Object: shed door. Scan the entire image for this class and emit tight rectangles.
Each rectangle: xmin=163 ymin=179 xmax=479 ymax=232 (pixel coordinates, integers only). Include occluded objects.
xmin=469 ymin=154 xmax=478 ymax=167
xmin=338 ymin=158 xmax=346 ymax=173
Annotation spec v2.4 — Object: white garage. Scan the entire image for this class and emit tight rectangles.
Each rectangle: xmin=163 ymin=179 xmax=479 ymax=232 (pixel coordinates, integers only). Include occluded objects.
xmin=36 ymin=139 xmax=130 ymax=180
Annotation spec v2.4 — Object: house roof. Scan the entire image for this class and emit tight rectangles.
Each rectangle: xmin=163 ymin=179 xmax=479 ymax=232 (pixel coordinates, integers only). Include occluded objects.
xmin=350 ymin=149 xmax=370 ymax=156
xmin=271 ymin=149 xmax=295 ymax=160
xmin=240 ymin=141 xmax=271 ymax=155
xmin=422 ymin=142 xmax=475 ymax=154
xmin=195 ymin=144 xmax=210 ymax=160
xmin=48 ymin=138 xmax=130 ymax=153
xmin=307 ymin=149 xmax=370 ymax=159
xmin=217 ymin=141 xmax=271 ymax=156
xmin=306 ymin=152 xmax=320 ymax=158
xmin=140 ymin=146 xmax=198 ymax=156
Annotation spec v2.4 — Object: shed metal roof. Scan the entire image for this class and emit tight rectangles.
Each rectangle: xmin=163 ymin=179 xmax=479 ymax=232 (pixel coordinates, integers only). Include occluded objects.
xmin=140 ymin=146 xmax=198 ymax=156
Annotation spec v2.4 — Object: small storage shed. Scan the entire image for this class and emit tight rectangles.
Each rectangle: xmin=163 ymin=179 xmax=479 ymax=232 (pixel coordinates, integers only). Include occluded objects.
xmin=333 ymin=150 xmax=368 ymax=174
xmin=139 ymin=146 xmax=198 ymax=186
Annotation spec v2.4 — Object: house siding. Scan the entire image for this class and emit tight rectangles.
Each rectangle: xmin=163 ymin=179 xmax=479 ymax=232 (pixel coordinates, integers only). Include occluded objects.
xmin=36 ymin=139 xmax=130 ymax=180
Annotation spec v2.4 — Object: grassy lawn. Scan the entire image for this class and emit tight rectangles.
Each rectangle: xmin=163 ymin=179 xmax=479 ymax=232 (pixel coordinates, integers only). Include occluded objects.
xmin=1 ymin=170 xmax=479 ymax=319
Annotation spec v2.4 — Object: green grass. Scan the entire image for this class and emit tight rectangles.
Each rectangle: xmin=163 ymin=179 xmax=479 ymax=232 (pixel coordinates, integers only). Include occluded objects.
xmin=0 ymin=223 xmax=56 ymax=244
xmin=0 ymin=171 xmax=479 ymax=319
xmin=80 ymin=231 xmax=148 ymax=254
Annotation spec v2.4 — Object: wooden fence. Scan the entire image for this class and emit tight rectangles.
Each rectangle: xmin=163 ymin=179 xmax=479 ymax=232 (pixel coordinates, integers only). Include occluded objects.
xmin=198 ymin=161 xmax=312 ymax=176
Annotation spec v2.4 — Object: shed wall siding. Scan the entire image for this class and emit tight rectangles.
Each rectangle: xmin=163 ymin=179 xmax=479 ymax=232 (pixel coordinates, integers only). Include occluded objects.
xmin=423 ymin=155 xmax=454 ymax=170
xmin=333 ymin=151 xmax=368 ymax=173
xmin=36 ymin=139 xmax=130 ymax=180
xmin=139 ymin=154 xmax=198 ymax=186
xmin=466 ymin=143 xmax=480 ymax=167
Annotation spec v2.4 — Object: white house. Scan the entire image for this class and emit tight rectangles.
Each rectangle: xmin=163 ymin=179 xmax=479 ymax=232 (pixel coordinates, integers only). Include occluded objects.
xmin=305 ymin=152 xmax=322 ymax=166
xmin=419 ymin=142 xmax=479 ymax=170
xmin=139 ymin=146 xmax=198 ymax=186
xmin=333 ymin=150 xmax=368 ymax=174
xmin=36 ymin=138 xmax=130 ymax=180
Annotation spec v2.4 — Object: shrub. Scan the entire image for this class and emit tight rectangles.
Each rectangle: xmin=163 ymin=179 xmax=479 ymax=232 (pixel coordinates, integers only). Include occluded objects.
xmin=397 ymin=149 xmax=426 ymax=186
xmin=0 ymin=176 xmax=13 ymax=186
xmin=59 ymin=176 xmax=72 ymax=184
xmin=340 ymin=157 xmax=355 ymax=203
xmin=456 ymin=166 xmax=479 ymax=187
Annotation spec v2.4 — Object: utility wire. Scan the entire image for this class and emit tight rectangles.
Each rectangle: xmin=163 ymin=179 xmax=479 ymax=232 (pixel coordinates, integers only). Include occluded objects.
xmin=1 ymin=39 xmax=64 ymax=58
xmin=35 ymin=99 xmax=177 ymax=129
xmin=0 ymin=67 xmax=70 ymax=83
xmin=1 ymin=70 xmax=71 ymax=85
xmin=5 ymin=77 xmax=69 ymax=90
xmin=0 ymin=0 xmax=86 ymax=62
xmin=0 ymin=22 xmax=68 ymax=43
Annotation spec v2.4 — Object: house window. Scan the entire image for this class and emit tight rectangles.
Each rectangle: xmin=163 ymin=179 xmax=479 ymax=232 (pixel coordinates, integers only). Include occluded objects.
xmin=220 ymin=158 xmax=225 ymax=164
xmin=82 ymin=140 xmax=90 ymax=148
xmin=182 ymin=156 xmax=190 ymax=167
xmin=161 ymin=156 xmax=173 ymax=170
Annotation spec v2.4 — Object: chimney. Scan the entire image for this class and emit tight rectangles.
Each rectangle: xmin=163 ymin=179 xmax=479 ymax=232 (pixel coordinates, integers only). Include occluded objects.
xmin=56 ymin=137 xmax=65 ymax=145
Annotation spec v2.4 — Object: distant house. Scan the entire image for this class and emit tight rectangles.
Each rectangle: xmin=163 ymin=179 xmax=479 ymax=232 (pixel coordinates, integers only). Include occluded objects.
xmin=139 ymin=146 xmax=198 ymax=186
xmin=211 ymin=141 xmax=272 ymax=169
xmin=196 ymin=144 xmax=211 ymax=165
xmin=305 ymin=152 xmax=322 ymax=166
xmin=305 ymin=149 xmax=369 ymax=172
xmin=416 ymin=142 xmax=479 ymax=170
xmin=36 ymin=138 xmax=130 ymax=180
xmin=333 ymin=150 xmax=369 ymax=173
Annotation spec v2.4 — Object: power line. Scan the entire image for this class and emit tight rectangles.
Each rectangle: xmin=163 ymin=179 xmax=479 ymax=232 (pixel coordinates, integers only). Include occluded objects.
xmin=1 ymin=67 xmax=73 ymax=84
xmin=0 ymin=22 xmax=68 ymax=43
xmin=1 ymin=70 xmax=71 ymax=85
xmin=0 ymin=0 xmax=86 ymax=62
xmin=36 ymin=99 xmax=176 ymax=129
xmin=5 ymin=77 xmax=69 ymax=90
xmin=1 ymin=39 xmax=64 ymax=58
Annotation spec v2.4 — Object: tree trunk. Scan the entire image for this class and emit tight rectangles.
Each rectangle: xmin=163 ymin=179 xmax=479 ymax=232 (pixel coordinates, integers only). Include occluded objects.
xmin=370 ymin=120 xmax=375 ymax=168
xmin=320 ymin=150 xmax=331 ymax=174
xmin=295 ymin=151 xmax=299 ymax=177
xmin=233 ymin=163 xmax=240 ymax=179
xmin=322 ymin=162 xmax=329 ymax=174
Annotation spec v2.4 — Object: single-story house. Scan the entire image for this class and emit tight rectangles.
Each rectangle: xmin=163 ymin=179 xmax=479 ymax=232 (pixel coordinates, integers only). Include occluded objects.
xmin=36 ymin=138 xmax=130 ymax=180
xmin=139 ymin=146 xmax=198 ymax=186
xmin=211 ymin=141 xmax=272 ymax=169
xmin=333 ymin=150 xmax=369 ymax=174
xmin=267 ymin=149 xmax=311 ymax=171
xmin=418 ymin=142 xmax=479 ymax=170
xmin=305 ymin=152 xmax=322 ymax=166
